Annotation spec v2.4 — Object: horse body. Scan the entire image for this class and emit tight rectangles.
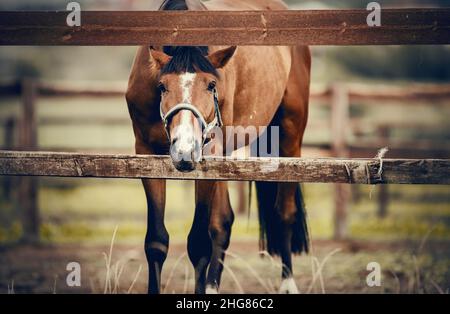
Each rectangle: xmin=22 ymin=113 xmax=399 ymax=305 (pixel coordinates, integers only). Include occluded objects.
xmin=126 ymin=0 xmax=311 ymax=294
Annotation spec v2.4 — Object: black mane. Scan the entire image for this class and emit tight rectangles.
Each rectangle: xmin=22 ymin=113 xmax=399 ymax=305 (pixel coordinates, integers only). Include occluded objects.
xmin=159 ymin=1 xmax=218 ymax=76
xmin=161 ymin=0 xmax=188 ymax=11
xmin=161 ymin=47 xmax=218 ymax=76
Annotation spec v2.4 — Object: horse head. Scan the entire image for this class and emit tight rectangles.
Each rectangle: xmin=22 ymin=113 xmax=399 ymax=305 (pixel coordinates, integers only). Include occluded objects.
xmin=149 ymin=45 xmax=237 ymax=172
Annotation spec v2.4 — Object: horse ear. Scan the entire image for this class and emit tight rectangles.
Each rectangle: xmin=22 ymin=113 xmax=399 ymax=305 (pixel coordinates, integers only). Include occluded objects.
xmin=207 ymin=46 xmax=237 ymax=69
xmin=149 ymin=47 xmax=172 ymax=70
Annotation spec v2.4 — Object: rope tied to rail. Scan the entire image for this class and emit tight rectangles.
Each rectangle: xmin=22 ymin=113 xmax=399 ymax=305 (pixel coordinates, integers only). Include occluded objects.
xmin=375 ymin=147 xmax=389 ymax=181
xmin=368 ymin=147 xmax=389 ymax=198
xmin=342 ymin=147 xmax=388 ymax=184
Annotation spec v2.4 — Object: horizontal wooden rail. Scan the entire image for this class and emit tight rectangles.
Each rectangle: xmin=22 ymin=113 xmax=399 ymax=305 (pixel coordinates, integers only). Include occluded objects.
xmin=0 ymin=81 xmax=126 ymax=97
xmin=37 ymin=116 xmax=130 ymax=126
xmin=0 ymin=151 xmax=448 ymax=184
xmin=0 ymin=10 xmax=449 ymax=46
xmin=347 ymin=84 xmax=450 ymax=102
xmin=2 ymin=81 xmax=450 ymax=102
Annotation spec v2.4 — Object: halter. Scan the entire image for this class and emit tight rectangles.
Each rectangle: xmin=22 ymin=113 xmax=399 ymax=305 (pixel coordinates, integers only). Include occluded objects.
xmin=160 ymin=88 xmax=223 ymax=144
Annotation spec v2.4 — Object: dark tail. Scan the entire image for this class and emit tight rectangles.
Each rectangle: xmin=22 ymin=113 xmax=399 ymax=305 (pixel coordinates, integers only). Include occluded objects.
xmin=256 ymin=182 xmax=309 ymax=256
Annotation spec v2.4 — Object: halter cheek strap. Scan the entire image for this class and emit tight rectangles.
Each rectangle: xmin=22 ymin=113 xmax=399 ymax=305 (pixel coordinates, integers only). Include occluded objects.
xmin=160 ymin=88 xmax=223 ymax=144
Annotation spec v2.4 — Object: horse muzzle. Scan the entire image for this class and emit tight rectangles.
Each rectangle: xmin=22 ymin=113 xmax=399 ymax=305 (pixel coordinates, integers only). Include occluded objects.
xmin=160 ymin=89 xmax=222 ymax=172
xmin=170 ymin=135 xmax=202 ymax=172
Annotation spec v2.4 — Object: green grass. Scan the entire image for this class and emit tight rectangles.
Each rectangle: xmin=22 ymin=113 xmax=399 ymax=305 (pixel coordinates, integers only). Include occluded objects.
xmin=0 ymin=174 xmax=448 ymax=244
xmin=1 ymin=180 xmax=445 ymax=244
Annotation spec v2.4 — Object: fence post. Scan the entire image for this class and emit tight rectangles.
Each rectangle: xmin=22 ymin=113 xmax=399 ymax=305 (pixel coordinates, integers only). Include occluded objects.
xmin=331 ymin=84 xmax=350 ymax=240
xmin=18 ymin=78 xmax=39 ymax=243
xmin=235 ymin=181 xmax=247 ymax=215
xmin=378 ymin=184 xmax=389 ymax=218
xmin=2 ymin=117 xmax=16 ymax=201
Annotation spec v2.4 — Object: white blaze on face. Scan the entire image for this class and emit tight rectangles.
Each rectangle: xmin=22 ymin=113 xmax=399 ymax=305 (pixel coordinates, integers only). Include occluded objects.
xmin=172 ymin=72 xmax=197 ymax=155
xmin=180 ymin=72 xmax=196 ymax=103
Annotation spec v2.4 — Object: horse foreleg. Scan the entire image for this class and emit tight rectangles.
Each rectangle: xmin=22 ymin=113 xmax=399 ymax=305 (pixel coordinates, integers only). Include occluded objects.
xmin=142 ymin=178 xmax=168 ymax=294
xmin=188 ymin=181 xmax=234 ymax=294
xmin=187 ymin=182 xmax=212 ymax=294
xmin=206 ymin=181 xmax=234 ymax=294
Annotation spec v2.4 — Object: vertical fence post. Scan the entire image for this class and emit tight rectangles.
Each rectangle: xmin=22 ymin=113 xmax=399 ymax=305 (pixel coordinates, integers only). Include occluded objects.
xmin=3 ymin=117 xmax=16 ymax=201
xmin=378 ymin=184 xmax=389 ymax=218
xmin=18 ymin=78 xmax=39 ymax=243
xmin=234 ymin=182 xmax=247 ymax=215
xmin=331 ymin=84 xmax=350 ymax=240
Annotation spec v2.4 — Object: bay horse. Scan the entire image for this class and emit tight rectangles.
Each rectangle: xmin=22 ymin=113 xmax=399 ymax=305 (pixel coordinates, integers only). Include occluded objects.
xmin=126 ymin=0 xmax=311 ymax=294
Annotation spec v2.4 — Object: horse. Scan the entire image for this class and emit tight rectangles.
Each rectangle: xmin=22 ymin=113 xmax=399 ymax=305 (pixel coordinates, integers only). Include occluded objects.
xmin=125 ymin=0 xmax=311 ymax=294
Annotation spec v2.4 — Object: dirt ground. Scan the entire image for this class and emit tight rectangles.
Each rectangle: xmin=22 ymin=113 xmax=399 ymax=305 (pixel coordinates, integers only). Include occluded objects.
xmin=1 ymin=239 xmax=448 ymax=294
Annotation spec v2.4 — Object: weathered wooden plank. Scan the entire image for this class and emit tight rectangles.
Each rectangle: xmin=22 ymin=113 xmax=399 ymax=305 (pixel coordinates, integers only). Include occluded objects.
xmin=0 ymin=151 xmax=448 ymax=184
xmin=0 ymin=10 xmax=449 ymax=46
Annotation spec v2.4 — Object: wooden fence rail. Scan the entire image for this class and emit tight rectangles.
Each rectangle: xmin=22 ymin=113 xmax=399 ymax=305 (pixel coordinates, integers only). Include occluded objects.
xmin=2 ymin=81 xmax=450 ymax=101
xmin=0 ymin=151 xmax=449 ymax=185
xmin=1 ymin=10 xmax=450 ymax=46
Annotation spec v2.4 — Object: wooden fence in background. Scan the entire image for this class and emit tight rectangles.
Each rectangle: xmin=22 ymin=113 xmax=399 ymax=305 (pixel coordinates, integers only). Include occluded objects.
xmin=1 ymin=80 xmax=449 ymax=240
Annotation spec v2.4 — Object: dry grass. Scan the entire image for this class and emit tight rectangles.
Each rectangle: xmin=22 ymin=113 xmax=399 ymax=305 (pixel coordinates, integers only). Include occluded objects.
xmin=96 ymin=226 xmax=143 ymax=294
xmin=0 ymin=239 xmax=448 ymax=294
xmin=92 ymin=224 xmax=449 ymax=294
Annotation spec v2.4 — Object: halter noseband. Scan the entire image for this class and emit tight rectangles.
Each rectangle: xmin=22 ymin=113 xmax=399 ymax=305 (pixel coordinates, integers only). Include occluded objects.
xmin=160 ymin=88 xmax=223 ymax=144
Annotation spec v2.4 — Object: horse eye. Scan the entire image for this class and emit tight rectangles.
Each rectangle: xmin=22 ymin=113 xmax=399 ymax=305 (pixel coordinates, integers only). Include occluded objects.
xmin=207 ymin=81 xmax=216 ymax=91
xmin=158 ymin=83 xmax=167 ymax=93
